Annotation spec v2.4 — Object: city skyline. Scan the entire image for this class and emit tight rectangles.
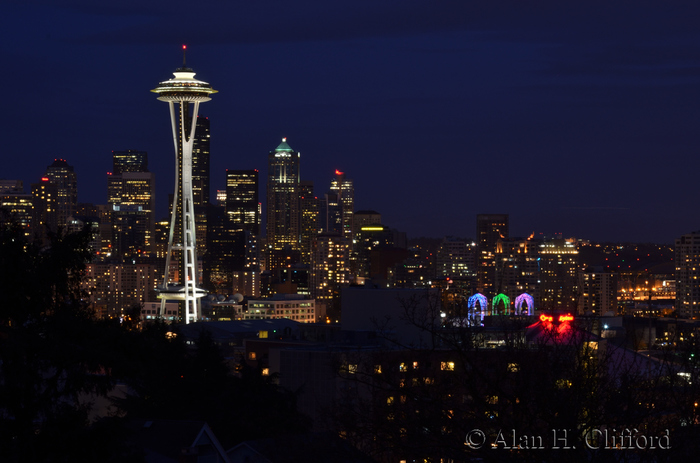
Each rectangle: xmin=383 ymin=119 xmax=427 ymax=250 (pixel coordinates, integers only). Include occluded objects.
xmin=3 ymin=2 xmax=700 ymax=243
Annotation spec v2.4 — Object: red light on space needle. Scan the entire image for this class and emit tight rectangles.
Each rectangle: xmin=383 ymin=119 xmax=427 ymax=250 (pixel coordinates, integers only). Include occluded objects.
xmin=183 ymin=45 xmax=187 ymax=50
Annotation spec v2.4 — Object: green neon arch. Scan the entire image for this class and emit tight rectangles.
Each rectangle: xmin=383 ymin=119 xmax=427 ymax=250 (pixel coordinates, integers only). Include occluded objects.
xmin=492 ymin=293 xmax=510 ymax=315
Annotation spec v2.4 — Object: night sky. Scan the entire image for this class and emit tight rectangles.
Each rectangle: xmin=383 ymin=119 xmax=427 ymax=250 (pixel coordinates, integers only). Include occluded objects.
xmin=3 ymin=1 xmax=700 ymax=244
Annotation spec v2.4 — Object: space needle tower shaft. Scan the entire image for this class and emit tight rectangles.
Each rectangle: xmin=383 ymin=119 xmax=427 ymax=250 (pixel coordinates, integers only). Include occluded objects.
xmin=151 ymin=46 xmax=217 ymax=324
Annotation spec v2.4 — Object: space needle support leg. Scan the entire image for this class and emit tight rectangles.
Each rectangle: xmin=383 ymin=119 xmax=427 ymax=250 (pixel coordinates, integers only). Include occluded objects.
xmin=160 ymin=100 xmax=181 ymax=319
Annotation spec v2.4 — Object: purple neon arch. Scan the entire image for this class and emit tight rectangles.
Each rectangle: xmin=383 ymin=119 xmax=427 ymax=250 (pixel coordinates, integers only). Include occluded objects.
xmin=515 ymin=293 xmax=534 ymax=316
xmin=468 ymin=293 xmax=488 ymax=318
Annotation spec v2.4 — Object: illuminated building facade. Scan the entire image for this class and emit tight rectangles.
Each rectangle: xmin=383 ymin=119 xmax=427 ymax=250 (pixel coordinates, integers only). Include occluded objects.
xmin=44 ymin=159 xmax=77 ymax=228
xmin=108 ymin=150 xmax=155 ymax=260
xmin=476 ymin=214 xmax=509 ymax=296
xmin=538 ymin=238 xmax=579 ymax=310
xmin=192 ymin=116 xmax=210 ymax=256
xmin=299 ymin=180 xmax=318 ymax=265
xmin=266 ymin=138 xmax=300 ymax=271
xmin=319 ymin=191 xmax=342 ymax=235
xmin=112 ymin=149 xmax=148 ymax=173
xmin=578 ymin=266 xmax=617 ymax=315
xmin=151 ymin=49 xmax=216 ymax=324
xmin=675 ymin=231 xmax=700 ymax=319
xmin=83 ymin=262 xmax=160 ymax=318
xmin=30 ymin=177 xmax=58 ymax=243
xmin=225 ymin=169 xmax=259 ymax=234
xmin=310 ymin=233 xmax=351 ymax=315
xmin=436 ymin=237 xmax=476 ymax=280
xmin=246 ymin=294 xmax=317 ymax=323
xmin=494 ymin=236 xmax=540 ymax=305
xmin=329 ymin=170 xmax=354 ymax=241
xmin=0 ymin=180 xmax=32 ymax=238
xmin=353 ymin=210 xmax=381 ymax=237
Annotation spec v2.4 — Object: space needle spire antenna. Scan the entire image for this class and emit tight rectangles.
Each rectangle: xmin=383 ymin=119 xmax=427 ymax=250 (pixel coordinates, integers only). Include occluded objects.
xmin=151 ymin=47 xmax=217 ymax=324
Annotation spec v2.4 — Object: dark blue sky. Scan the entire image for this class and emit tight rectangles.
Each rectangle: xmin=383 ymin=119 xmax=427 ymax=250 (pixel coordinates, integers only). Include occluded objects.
xmin=2 ymin=1 xmax=700 ymax=243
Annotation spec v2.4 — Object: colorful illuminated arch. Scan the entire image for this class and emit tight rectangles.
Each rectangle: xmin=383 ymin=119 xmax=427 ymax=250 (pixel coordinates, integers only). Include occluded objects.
xmin=468 ymin=293 xmax=488 ymax=318
xmin=492 ymin=293 xmax=510 ymax=315
xmin=515 ymin=293 xmax=535 ymax=316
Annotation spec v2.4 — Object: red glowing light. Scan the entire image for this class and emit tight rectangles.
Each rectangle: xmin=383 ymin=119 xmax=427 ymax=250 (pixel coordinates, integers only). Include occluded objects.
xmin=559 ymin=314 xmax=574 ymax=322
xmin=335 ymin=169 xmax=344 ymax=176
xmin=182 ymin=44 xmax=187 ymax=50
xmin=540 ymin=314 xmax=553 ymax=323
xmin=41 ymin=177 xmax=49 ymax=182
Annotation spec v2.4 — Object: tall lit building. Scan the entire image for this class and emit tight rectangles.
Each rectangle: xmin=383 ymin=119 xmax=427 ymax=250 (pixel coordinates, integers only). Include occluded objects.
xmin=266 ymin=138 xmax=300 ymax=271
xmin=30 ymin=177 xmax=58 ymax=243
xmin=675 ymin=231 xmax=700 ymax=319
xmin=330 ymin=170 xmax=354 ymax=241
xmin=310 ymin=233 xmax=351 ymax=316
xmin=578 ymin=266 xmax=617 ymax=316
xmin=44 ymin=159 xmax=77 ymax=228
xmin=319 ymin=192 xmax=342 ymax=235
xmin=436 ymin=237 xmax=477 ymax=281
xmin=299 ymin=180 xmax=318 ymax=265
xmin=476 ymin=214 xmax=509 ymax=296
xmin=107 ymin=151 xmax=155 ymax=260
xmin=151 ymin=48 xmax=217 ymax=324
xmin=225 ymin=169 xmax=259 ymax=234
xmin=539 ymin=238 xmax=579 ymax=311
xmin=494 ymin=235 xmax=540 ymax=306
xmin=0 ymin=180 xmax=32 ymax=237
xmin=192 ymin=116 xmax=211 ymax=207
xmin=112 ymin=150 xmax=148 ymax=173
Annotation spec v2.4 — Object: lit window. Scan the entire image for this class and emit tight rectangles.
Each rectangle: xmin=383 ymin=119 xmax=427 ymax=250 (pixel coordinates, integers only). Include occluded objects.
xmin=248 ymin=352 xmax=256 ymax=360
xmin=441 ymin=361 xmax=455 ymax=371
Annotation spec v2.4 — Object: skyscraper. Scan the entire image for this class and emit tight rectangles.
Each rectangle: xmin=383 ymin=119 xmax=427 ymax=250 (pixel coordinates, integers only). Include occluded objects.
xmin=0 ymin=180 xmax=32 ymax=238
xmin=330 ymin=170 xmax=354 ymax=241
xmin=31 ymin=177 xmax=58 ymax=243
xmin=675 ymin=232 xmax=700 ymax=319
xmin=107 ymin=151 xmax=155 ymax=260
xmin=44 ymin=159 xmax=77 ymax=228
xmin=538 ymin=238 xmax=579 ymax=311
xmin=266 ymin=138 xmax=300 ymax=271
xmin=476 ymin=214 xmax=509 ymax=296
xmin=310 ymin=233 xmax=351 ymax=317
xmin=299 ymin=180 xmax=318 ymax=265
xmin=151 ymin=49 xmax=217 ymax=324
xmin=192 ymin=116 xmax=211 ymax=207
xmin=112 ymin=150 xmax=148 ymax=173
xmin=225 ymin=169 xmax=259 ymax=234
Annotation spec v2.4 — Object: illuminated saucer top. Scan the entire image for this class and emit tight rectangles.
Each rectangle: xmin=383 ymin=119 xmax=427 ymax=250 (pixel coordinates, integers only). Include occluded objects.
xmin=151 ymin=46 xmax=217 ymax=102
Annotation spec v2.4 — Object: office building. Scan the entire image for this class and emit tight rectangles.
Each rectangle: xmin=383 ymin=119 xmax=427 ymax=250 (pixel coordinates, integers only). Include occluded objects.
xmin=44 ymin=159 xmax=77 ymax=228
xmin=578 ymin=267 xmax=617 ymax=315
xmin=107 ymin=151 xmax=155 ymax=260
xmin=539 ymin=238 xmax=579 ymax=311
xmin=0 ymin=180 xmax=32 ymax=237
xmin=266 ymin=138 xmax=300 ymax=271
xmin=30 ymin=177 xmax=58 ymax=243
xmin=112 ymin=150 xmax=148 ymax=173
xmin=476 ymin=214 xmax=509 ymax=296
xmin=675 ymin=231 xmax=700 ymax=319
xmin=299 ymin=180 xmax=318 ymax=265
xmin=329 ymin=170 xmax=354 ymax=241
xmin=225 ymin=169 xmax=259 ymax=234
xmin=310 ymin=233 xmax=351 ymax=316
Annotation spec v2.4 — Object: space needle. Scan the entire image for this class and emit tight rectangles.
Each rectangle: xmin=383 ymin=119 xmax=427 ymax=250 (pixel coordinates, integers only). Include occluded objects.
xmin=151 ymin=46 xmax=217 ymax=324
